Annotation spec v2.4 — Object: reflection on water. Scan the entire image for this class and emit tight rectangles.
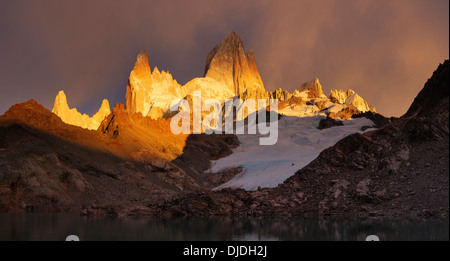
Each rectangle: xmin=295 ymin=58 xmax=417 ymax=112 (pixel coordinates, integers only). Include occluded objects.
xmin=0 ymin=213 xmax=447 ymax=241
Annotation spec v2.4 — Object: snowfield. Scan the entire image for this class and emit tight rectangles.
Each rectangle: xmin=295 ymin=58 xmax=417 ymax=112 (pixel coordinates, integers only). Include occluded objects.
xmin=210 ymin=114 xmax=374 ymax=191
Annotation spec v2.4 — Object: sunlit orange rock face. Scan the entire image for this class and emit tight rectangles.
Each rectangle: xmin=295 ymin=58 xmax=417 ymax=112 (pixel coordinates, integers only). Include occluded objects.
xmin=204 ymin=31 xmax=266 ymax=96
xmin=124 ymin=31 xmax=268 ymax=120
xmin=52 ymin=90 xmax=111 ymax=130
xmin=99 ymin=103 xmax=187 ymax=161
xmin=125 ymin=50 xmax=181 ymax=118
xmin=125 ymin=50 xmax=153 ymax=115
xmin=4 ymin=98 xmax=187 ymax=163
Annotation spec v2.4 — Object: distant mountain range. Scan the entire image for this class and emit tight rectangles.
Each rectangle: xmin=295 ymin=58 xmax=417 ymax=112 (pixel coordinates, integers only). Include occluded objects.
xmin=52 ymin=31 xmax=376 ymax=130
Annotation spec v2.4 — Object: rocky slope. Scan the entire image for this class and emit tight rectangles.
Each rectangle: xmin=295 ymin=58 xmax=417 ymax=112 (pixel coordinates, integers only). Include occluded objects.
xmin=99 ymin=103 xmax=187 ymax=161
xmin=52 ymin=90 xmax=111 ymax=130
xmin=0 ymin=100 xmax=239 ymax=213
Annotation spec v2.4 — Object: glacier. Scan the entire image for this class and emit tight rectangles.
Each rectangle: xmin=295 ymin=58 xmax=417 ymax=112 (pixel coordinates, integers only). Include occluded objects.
xmin=210 ymin=114 xmax=374 ymax=191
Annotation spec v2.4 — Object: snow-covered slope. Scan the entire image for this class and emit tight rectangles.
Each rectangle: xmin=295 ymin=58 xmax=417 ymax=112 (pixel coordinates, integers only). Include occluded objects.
xmin=278 ymin=104 xmax=320 ymax=117
xmin=210 ymin=115 xmax=374 ymax=190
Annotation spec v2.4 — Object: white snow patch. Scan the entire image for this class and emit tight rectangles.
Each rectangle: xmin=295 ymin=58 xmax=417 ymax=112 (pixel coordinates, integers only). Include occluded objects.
xmin=210 ymin=116 xmax=374 ymax=191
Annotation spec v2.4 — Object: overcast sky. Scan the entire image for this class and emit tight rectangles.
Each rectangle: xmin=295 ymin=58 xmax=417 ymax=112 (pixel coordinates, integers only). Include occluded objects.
xmin=0 ymin=0 xmax=448 ymax=116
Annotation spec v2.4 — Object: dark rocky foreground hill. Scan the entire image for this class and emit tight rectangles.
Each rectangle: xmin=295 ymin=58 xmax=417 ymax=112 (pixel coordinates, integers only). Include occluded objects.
xmin=111 ymin=60 xmax=448 ymax=219
xmin=0 ymin=101 xmax=238 ymax=212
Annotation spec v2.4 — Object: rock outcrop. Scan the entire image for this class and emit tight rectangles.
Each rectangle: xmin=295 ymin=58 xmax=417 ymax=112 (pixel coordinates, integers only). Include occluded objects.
xmin=204 ymin=31 xmax=266 ymax=96
xmin=99 ymin=103 xmax=188 ymax=161
xmin=317 ymin=116 xmax=344 ymax=130
xmin=52 ymin=90 xmax=110 ymax=130
xmin=270 ymin=89 xmax=293 ymax=102
xmin=299 ymin=78 xmax=326 ymax=99
xmin=125 ymin=50 xmax=152 ymax=116
xmin=404 ymin=60 xmax=449 ymax=118
xmin=275 ymin=77 xmax=378 ymax=120
xmin=125 ymin=50 xmax=182 ymax=118
xmin=329 ymin=89 xmax=375 ymax=113
xmin=125 ymin=31 xmax=268 ymax=120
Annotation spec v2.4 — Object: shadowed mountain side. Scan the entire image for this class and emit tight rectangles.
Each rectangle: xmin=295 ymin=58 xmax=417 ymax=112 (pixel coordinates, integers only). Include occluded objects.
xmin=0 ymin=100 xmax=196 ymax=212
xmin=99 ymin=103 xmax=242 ymax=188
xmin=0 ymin=122 xmax=187 ymax=212
xmin=404 ymin=60 xmax=449 ymax=118
xmin=172 ymin=134 xmax=240 ymax=187
xmin=318 ymin=110 xmax=397 ymax=130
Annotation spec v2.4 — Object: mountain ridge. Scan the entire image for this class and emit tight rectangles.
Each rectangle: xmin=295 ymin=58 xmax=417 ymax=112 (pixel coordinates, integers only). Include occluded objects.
xmin=51 ymin=31 xmax=376 ymax=128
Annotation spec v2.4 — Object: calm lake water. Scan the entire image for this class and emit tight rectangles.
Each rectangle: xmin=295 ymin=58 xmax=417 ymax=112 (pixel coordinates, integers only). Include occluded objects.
xmin=0 ymin=213 xmax=447 ymax=241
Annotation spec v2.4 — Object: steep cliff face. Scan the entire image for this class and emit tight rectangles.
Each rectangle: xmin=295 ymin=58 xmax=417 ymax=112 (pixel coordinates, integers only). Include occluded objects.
xmin=52 ymin=90 xmax=110 ymax=130
xmin=124 ymin=50 xmax=236 ymax=119
xmin=204 ymin=31 xmax=266 ymax=96
xmin=125 ymin=50 xmax=153 ymax=115
xmin=125 ymin=32 xmax=267 ymax=119
xmin=92 ymin=99 xmax=112 ymax=124
xmin=125 ymin=50 xmax=182 ymax=118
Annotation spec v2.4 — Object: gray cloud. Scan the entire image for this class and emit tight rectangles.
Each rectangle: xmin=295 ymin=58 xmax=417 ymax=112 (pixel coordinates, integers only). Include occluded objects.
xmin=0 ymin=0 xmax=448 ymax=116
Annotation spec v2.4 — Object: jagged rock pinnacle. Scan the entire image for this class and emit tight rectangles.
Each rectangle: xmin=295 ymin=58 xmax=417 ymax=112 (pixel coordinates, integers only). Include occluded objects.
xmin=204 ymin=31 xmax=265 ymax=96
xmin=125 ymin=50 xmax=182 ymax=117
xmin=52 ymin=90 xmax=110 ymax=130
xmin=126 ymin=50 xmax=153 ymax=115
xmin=299 ymin=78 xmax=326 ymax=98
